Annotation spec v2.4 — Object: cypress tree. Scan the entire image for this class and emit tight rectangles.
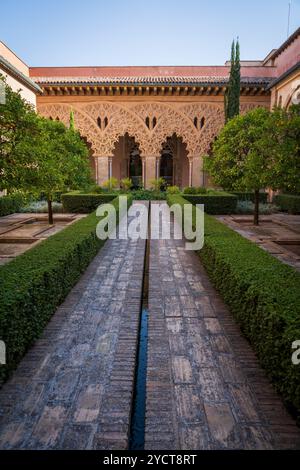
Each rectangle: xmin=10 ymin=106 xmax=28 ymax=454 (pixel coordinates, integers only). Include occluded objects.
xmin=225 ymin=39 xmax=241 ymax=122
xmin=69 ymin=109 xmax=75 ymax=131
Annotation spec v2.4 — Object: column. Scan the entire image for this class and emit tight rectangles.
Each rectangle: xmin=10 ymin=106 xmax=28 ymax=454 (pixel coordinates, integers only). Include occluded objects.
xmin=145 ymin=156 xmax=158 ymax=189
xmin=108 ymin=157 xmax=113 ymax=180
xmin=96 ymin=156 xmax=110 ymax=186
xmin=156 ymin=157 xmax=161 ymax=179
xmin=188 ymin=158 xmax=193 ymax=187
xmin=191 ymin=156 xmax=203 ymax=187
xmin=142 ymin=158 xmax=146 ymax=188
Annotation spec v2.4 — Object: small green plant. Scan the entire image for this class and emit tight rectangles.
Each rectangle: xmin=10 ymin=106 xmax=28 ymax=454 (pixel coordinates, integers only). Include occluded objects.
xmin=120 ymin=177 xmax=133 ymax=191
xmin=195 ymin=186 xmax=208 ymax=194
xmin=166 ymin=185 xmax=180 ymax=195
xmin=236 ymin=201 xmax=278 ymax=215
xmin=149 ymin=177 xmax=166 ymax=191
xmin=102 ymin=177 xmax=118 ymax=191
xmin=183 ymin=187 xmax=198 ymax=195
xmin=93 ymin=186 xmax=104 ymax=194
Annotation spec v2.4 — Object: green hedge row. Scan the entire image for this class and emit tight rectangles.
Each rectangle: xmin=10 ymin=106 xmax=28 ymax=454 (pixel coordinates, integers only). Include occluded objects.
xmin=0 ymin=195 xmax=132 ymax=384
xmin=0 ymin=193 xmax=25 ymax=216
xmin=274 ymin=194 xmax=300 ymax=214
xmin=61 ymin=191 xmax=117 ymax=213
xmin=231 ymin=191 xmax=268 ymax=203
xmin=167 ymin=194 xmax=300 ymax=416
xmin=183 ymin=191 xmax=237 ymax=214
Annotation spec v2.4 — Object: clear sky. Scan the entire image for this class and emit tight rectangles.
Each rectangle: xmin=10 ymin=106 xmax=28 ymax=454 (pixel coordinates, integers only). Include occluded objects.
xmin=1 ymin=0 xmax=300 ymax=67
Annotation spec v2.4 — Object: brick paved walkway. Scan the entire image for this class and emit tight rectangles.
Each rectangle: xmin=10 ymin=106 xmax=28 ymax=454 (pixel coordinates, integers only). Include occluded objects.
xmin=145 ymin=202 xmax=300 ymax=450
xmin=0 ymin=201 xmax=300 ymax=450
xmin=0 ymin=203 xmax=147 ymax=450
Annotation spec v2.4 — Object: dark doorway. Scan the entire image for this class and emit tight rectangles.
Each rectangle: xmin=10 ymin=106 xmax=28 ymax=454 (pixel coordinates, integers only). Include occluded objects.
xmin=160 ymin=152 xmax=173 ymax=186
xmin=129 ymin=151 xmax=142 ymax=188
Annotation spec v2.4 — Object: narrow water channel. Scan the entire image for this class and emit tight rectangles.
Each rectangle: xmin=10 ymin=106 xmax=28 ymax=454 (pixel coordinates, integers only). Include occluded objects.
xmin=128 ymin=202 xmax=150 ymax=450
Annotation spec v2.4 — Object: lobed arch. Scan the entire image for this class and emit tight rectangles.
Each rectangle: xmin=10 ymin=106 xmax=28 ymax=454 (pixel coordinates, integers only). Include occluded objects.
xmin=37 ymin=101 xmax=226 ymax=159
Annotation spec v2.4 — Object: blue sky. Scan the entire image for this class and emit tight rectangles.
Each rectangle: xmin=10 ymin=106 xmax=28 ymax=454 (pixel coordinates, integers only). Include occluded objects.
xmin=1 ymin=0 xmax=300 ymax=66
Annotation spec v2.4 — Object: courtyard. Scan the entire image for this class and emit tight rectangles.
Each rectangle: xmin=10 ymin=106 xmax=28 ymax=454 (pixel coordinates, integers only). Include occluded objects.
xmin=0 ymin=0 xmax=300 ymax=463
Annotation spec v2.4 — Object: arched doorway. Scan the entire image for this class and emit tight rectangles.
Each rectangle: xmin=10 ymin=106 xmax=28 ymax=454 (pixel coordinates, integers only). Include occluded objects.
xmin=160 ymin=148 xmax=173 ymax=186
xmin=160 ymin=134 xmax=188 ymax=188
xmin=112 ymin=133 xmax=142 ymax=187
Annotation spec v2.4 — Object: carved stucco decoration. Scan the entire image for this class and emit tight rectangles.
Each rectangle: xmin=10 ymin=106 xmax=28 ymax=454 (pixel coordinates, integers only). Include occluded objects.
xmin=37 ymin=101 xmax=225 ymax=159
xmin=240 ymin=102 xmax=269 ymax=114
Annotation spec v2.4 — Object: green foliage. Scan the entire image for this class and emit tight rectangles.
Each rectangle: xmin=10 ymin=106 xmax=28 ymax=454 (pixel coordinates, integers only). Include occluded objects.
xmin=205 ymin=107 xmax=274 ymax=224
xmin=183 ymin=186 xmax=208 ymax=195
xmin=236 ymin=200 xmax=278 ymax=215
xmin=274 ymin=194 xmax=300 ymax=214
xmin=231 ymin=191 xmax=268 ymax=203
xmin=130 ymin=189 xmax=166 ymax=200
xmin=183 ymin=192 xmax=237 ymax=214
xmin=267 ymin=105 xmax=300 ymax=194
xmin=149 ymin=177 xmax=165 ymax=191
xmin=20 ymin=201 xmax=63 ymax=214
xmin=166 ymin=185 xmax=180 ymax=194
xmin=61 ymin=191 xmax=116 ymax=213
xmin=120 ymin=177 xmax=133 ymax=191
xmin=205 ymin=107 xmax=272 ymax=191
xmin=167 ymin=194 xmax=300 ymax=416
xmin=0 ymin=195 xmax=133 ymax=384
xmin=224 ymin=39 xmax=241 ymax=122
xmin=0 ymin=193 xmax=25 ymax=216
xmin=102 ymin=177 xmax=118 ymax=190
xmin=69 ymin=109 xmax=75 ymax=131
xmin=0 ymin=75 xmax=40 ymax=190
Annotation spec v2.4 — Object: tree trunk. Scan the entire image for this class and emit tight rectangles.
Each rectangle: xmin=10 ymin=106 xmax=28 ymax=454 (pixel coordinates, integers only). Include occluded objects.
xmin=254 ymin=189 xmax=259 ymax=226
xmin=47 ymin=197 xmax=54 ymax=225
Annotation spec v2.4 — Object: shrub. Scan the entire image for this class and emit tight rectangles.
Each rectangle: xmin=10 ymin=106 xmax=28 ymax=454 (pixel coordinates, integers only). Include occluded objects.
xmin=183 ymin=191 xmax=237 ymax=214
xmin=232 ymin=191 xmax=268 ymax=203
xmin=274 ymin=194 xmax=300 ymax=214
xmin=61 ymin=191 xmax=116 ymax=213
xmin=102 ymin=177 xmax=118 ymax=190
xmin=149 ymin=177 xmax=166 ymax=191
xmin=167 ymin=194 xmax=300 ymax=416
xmin=183 ymin=187 xmax=198 ymax=195
xmin=183 ymin=186 xmax=208 ymax=195
xmin=0 ymin=193 xmax=25 ymax=216
xmin=166 ymin=185 xmax=180 ymax=195
xmin=0 ymin=195 xmax=133 ymax=384
xmin=236 ymin=201 xmax=278 ymax=215
xmin=20 ymin=201 xmax=63 ymax=214
xmin=120 ymin=177 xmax=133 ymax=191
xmin=131 ymin=189 xmax=166 ymax=200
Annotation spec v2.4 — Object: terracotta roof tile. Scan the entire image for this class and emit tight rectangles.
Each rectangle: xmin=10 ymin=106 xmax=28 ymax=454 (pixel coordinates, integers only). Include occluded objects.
xmin=32 ymin=75 xmax=271 ymax=86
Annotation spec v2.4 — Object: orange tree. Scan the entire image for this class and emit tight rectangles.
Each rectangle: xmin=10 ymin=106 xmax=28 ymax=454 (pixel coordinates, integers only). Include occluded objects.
xmin=205 ymin=107 xmax=273 ymax=225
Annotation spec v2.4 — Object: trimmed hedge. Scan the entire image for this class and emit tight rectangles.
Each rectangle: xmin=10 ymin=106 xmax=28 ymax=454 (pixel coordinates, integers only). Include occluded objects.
xmin=274 ymin=194 xmax=300 ymax=214
xmin=0 ymin=195 xmax=132 ymax=384
xmin=183 ymin=191 xmax=237 ymax=214
xmin=167 ymin=194 xmax=300 ymax=416
xmin=0 ymin=193 xmax=24 ymax=216
xmin=231 ymin=191 xmax=268 ymax=203
xmin=61 ymin=191 xmax=116 ymax=213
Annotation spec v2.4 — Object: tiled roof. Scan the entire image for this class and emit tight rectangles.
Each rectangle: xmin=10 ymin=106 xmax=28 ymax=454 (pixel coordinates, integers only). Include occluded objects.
xmin=32 ymin=75 xmax=272 ymax=86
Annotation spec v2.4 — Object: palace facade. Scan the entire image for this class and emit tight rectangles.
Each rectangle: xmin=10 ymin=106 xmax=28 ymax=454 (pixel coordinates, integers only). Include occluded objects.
xmin=1 ymin=28 xmax=300 ymax=188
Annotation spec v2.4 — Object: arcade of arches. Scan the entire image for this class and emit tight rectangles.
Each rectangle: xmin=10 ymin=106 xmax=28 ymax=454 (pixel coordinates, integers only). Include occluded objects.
xmin=37 ymin=98 xmax=269 ymax=188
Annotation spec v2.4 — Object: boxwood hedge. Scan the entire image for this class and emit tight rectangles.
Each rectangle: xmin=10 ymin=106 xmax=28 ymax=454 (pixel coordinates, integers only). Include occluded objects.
xmin=167 ymin=194 xmax=300 ymax=416
xmin=0 ymin=195 xmax=132 ymax=384
xmin=274 ymin=194 xmax=300 ymax=214
xmin=61 ymin=191 xmax=117 ymax=213
xmin=183 ymin=191 xmax=237 ymax=214
xmin=0 ymin=193 xmax=25 ymax=216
